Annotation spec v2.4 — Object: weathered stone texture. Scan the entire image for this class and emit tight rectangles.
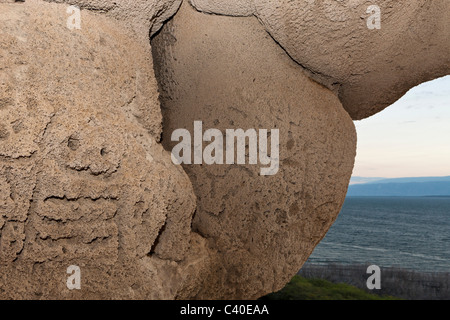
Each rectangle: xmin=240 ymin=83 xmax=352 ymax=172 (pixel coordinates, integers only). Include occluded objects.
xmin=152 ymin=2 xmax=356 ymax=299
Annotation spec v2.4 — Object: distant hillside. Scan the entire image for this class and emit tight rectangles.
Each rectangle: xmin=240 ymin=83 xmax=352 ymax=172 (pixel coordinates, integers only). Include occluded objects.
xmin=349 ymin=177 xmax=385 ymax=185
xmin=347 ymin=176 xmax=450 ymax=196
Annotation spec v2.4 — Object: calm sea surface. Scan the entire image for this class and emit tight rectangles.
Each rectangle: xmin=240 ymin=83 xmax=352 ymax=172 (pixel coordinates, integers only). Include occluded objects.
xmin=304 ymin=196 xmax=450 ymax=272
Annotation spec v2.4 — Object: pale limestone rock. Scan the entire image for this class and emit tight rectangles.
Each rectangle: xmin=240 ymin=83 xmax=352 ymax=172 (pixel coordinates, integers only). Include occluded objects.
xmin=3 ymin=0 xmax=445 ymax=300
xmin=43 ymin=0 xmax=182 ymax=36
xmin=0 ymin=1 xmax=198 ymax=299
xmin=152 ymin=2 xmax=356 ymax=299
xmin=189 ymin=0 xmax=450 ymax=119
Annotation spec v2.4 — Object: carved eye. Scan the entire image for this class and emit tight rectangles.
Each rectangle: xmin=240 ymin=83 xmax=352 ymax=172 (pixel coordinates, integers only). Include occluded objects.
xmin=0 ymin=98 xmax=13 ymax=110
xmin=0 ymin=123 xmax=10 ymax=140
xmin=67 ymin=136 xmax=80 ymax=151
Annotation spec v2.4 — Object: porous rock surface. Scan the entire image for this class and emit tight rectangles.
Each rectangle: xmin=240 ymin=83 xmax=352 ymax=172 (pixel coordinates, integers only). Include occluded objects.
xmin=43 ymin=0 xmax=183 ymax=37
xmin=1 ymin=0 xmax=447 ymax=300
xmin=0 ymin=0 xmax=356 ymax=300
xmin=0 ymin=1 xmax=206 ymax=299
xmin=189 ymin=0 xmax=450 ymax=119
xmin=152 ymin=2 xmax=356 ymax=299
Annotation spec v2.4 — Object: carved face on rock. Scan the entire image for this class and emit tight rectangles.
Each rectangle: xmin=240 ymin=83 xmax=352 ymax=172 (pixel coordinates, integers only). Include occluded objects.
xmin=23 ymin=109 xmax=167 ymax=264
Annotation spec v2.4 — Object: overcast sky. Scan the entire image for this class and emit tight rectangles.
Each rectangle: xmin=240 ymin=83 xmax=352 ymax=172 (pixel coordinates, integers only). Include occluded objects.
xmin=352 ymin=75 xmax=450 ymax=178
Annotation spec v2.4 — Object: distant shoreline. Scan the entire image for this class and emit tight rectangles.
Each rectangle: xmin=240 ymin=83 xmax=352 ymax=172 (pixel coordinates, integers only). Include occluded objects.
xmin=301 ymin=262 xmax=450 ymax=274
xmin=298 ymin=263 xmax=450 ymax=300
xmin=347 ymin=179 xmax=450 ymax=197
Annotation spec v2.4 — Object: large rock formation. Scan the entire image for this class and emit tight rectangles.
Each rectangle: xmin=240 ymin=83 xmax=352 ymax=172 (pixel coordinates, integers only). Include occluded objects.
xmin=189 ymin=0 xmax=450 ymax=119
xmin=0 ymin=1 xmax=204 ymax=299
xmin=152 ymin=2 xmax=356 ymax=299
xmin=0 ymin=0 xmax=448 ymax=300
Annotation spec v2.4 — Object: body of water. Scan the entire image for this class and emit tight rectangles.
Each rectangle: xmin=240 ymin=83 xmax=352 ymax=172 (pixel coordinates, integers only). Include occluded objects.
xmin=304 ymin=196 xmax=450 ymax=272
